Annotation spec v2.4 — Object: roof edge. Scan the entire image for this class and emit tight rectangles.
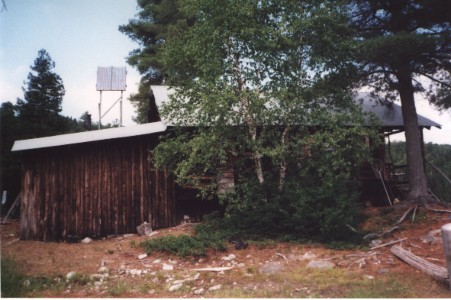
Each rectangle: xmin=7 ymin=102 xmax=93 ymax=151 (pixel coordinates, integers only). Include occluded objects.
xmin=12 ymin=121 xmax=167 ymax=152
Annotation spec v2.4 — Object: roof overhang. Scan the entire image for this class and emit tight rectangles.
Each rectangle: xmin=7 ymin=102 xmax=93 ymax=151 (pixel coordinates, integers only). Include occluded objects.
xmin=12 ymin=121 xmax=167 ymax=152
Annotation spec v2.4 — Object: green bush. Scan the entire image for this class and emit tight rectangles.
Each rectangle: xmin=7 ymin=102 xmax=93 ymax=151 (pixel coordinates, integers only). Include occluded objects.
xmin=1 ymin=257 xmax=26 ymax=297
xmin=141 ymin=233 xmax=227 ymax=257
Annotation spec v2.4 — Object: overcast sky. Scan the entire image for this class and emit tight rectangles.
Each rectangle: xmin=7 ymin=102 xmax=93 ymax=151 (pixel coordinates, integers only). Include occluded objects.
xmin=1 ymin=0 xmax=450 ymax=144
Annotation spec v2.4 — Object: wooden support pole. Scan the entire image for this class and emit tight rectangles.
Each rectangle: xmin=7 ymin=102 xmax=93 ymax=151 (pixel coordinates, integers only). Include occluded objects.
xmin=441 ymin=223 xmax=451 ymax=290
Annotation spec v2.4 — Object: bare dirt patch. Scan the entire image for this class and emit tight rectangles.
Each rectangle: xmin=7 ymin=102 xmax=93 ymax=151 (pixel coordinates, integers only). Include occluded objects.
xmin=2 ymin=204 xmax=451 ymax=298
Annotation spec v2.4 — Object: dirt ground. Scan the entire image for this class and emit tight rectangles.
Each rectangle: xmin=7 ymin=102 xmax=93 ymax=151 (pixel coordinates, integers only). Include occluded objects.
xmin=1 ymin=203 xmax=451 ymax=298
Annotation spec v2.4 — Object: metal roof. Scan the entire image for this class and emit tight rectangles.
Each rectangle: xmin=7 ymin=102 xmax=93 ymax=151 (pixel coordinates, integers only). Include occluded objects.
xmin=12 ymin=121 xmax=167 ymax=152
xmin=151 ymin=85 xmax=441 ymax=129
xmin=96 ymin=66 xmax=127 ymax=91
xmin=357 ymin=93 xmax=441 ymax=129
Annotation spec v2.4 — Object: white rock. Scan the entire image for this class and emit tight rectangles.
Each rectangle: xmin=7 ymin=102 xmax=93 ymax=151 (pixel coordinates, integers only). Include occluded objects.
xmin=81 ymin=237 xmax=93 ymax=244
xmin=152 ymin=259 xmax=162 ymax=264
xmin=123 ymin=234 xmax=136 ymax=238
xmin=194 ymin=288 xmax=205 ymax=295
xmin=66 ymin=271 xmax=77 ymax=280
xmin=162 ymin=263 xmax=174 ymax=271
xmin=23 ymin=279 xmax=30 ymax=287
xmin=168 ymin=283 xmax=183 ymax=292
xmin=138 ymin=253 xmax=148 ymax=260
xmin=169 ymin=259 xmax=177 ymax=264
xmin=130 ymin=269 xmax=138 ymax=276
xmin=301 ymin=251 xmax=317 ymax=260
xmin=221 ymin=254 xmax=236 ymax=261
xmin=208 ymin=284 xmax=222 ymax=291
xmin=364 ymin=274 xmax=375 ymax=280
xmin=306 ymin=260 xmax=335 ymax=270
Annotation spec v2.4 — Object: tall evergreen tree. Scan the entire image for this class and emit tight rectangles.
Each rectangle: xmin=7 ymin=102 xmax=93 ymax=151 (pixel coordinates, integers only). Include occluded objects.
xmin=119 ymin=0 xmax=193 ymax=123
xmin=16 ymin=49 xmax=69 ymax=138
xmin=349 ymin=0 xmax=451 ymax=202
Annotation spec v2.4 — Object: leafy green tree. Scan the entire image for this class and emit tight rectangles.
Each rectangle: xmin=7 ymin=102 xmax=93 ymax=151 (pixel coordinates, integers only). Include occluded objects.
xmin=16 ymin=49 xmax=71 ymax=138
xmin=151 ymin=0 xmax=377 ymax=240
xmin=349 ymin=0 xmax=451 ymax=202
xmin=120 ymin=0 xmax=193 ymax=123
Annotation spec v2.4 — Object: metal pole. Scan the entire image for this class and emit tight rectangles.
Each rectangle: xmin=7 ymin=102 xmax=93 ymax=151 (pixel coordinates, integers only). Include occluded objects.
xmin=98 ymin=90 xmax=102 ymax=130
xmin=441 ymin=223 xmax=451 ymax=290
xmin=120 ymin=90 xmax=123 ymax=127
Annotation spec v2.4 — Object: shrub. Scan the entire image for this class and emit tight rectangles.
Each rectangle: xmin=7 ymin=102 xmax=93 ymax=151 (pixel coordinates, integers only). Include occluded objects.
xmin=141 ymin=234 xmax=226 ymax=258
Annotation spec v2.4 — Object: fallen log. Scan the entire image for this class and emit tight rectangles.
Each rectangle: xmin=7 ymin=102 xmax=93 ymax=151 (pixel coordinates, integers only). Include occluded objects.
xmin=391 ymin=245 xmax=448 ymax=283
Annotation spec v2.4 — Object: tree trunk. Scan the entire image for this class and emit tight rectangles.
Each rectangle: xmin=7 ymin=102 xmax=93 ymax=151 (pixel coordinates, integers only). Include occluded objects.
xmin=396 ymin=66 xmax=430 ymax=203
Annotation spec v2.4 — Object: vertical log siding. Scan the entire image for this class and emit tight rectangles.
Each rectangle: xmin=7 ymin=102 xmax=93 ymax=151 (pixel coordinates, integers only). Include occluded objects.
xmin=19 ymin=135 xmax=177 ymax=241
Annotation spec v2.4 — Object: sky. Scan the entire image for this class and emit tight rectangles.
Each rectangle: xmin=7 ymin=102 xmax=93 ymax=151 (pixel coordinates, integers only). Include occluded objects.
xmin=1 ymin=0 xmax=450 ymax=144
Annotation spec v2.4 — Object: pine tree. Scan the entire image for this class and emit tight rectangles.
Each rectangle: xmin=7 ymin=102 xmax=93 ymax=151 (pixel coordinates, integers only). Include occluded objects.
xmin=349 ymin=0 xmax=451 ymax=202
xmin=16 ymin=49 xmax=69 ymax=138
xmin=119 ymin=0 xmax=193 ymax=123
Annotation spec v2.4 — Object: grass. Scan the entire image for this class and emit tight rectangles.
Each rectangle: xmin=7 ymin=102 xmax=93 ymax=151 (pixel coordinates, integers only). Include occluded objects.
xmin=1 ymin=257 xmax=26 ymax=297
xmin=107 ymin=282 xmax=129 ymax=296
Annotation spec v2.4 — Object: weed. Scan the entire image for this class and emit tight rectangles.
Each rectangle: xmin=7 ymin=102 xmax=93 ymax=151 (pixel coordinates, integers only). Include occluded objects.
xmin=108 ymin=282 xmax=129 ymax=296
xmin=107 ymin=249 xmax=114 ymax=254
xmin=130 ymin=240 xmax=137 ymax=248
xmin=1 ymin=257 xmax=26 ymax=297
xmin=67 ymin=272 xmax=91 ymax=285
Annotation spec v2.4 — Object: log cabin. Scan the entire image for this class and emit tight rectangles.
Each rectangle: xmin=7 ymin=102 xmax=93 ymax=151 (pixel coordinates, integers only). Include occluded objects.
xmin=11 ymin=86 xmax=441 ymax=241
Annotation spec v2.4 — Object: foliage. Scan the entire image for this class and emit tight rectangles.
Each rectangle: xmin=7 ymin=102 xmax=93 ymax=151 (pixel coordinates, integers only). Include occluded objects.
xmin=119 ymin=0 xmax=193 ymax=123
xmin=141 ymin=233 xmax=227 ymax=257
xmin=15 ymin=49 xmax=70 ymax=138
xmin=349 ymin=0 xmax=451 ymax=201
xmin=146 ymin=0 xmax=380 ymax=242
xmin=388 ymin=141 xmax=451 ymax=202
xmin=1 ymin=257 xmax=26 ymax=297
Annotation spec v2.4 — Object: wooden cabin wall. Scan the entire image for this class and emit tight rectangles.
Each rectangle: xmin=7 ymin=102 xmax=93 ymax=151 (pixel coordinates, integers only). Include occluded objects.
xmin=19 ymin=135 xmax=178 ymax=241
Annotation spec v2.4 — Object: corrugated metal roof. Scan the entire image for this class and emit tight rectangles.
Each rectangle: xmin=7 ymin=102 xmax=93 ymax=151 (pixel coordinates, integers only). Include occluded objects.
xmin=12 ymin=122 xmax=167 ymax=152
xmin=151 ymin=85 xmax=441 ymax=129
xmin=357 ymin=93 xmax=441 ymax=129
xmin=96 ymin=67 xmax=127 ymax=91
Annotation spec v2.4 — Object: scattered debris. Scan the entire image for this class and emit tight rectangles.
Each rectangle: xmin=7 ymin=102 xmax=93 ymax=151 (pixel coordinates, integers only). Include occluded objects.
xmin=192 ymin=267 xmax=233 ymax=272
xmin=370 ymin=238 xmax=407 ymax=250
xmin=424 ymin=204 xmax=451 ymax=214
xmin=6 ymin=237 xmax=20 ymax=245
xmin=275 ymin=252 xmax=289 ymax=263
xmin=138 ymin=253 xmax=148 ymax=260
xmin=162 ymin=263 xmax=174 ymax=271
xmin=193 ymin=288 xmax=205 ymax=295
xmin=122 ymin=234 xmax=136 ymax=238
xmin=168 ymin=283 xmax=183 ymax=292
xmin=208 ymin=284 xmax=222 ymax=291
xmin=221 ymin=254 xmax=236 ymax=261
